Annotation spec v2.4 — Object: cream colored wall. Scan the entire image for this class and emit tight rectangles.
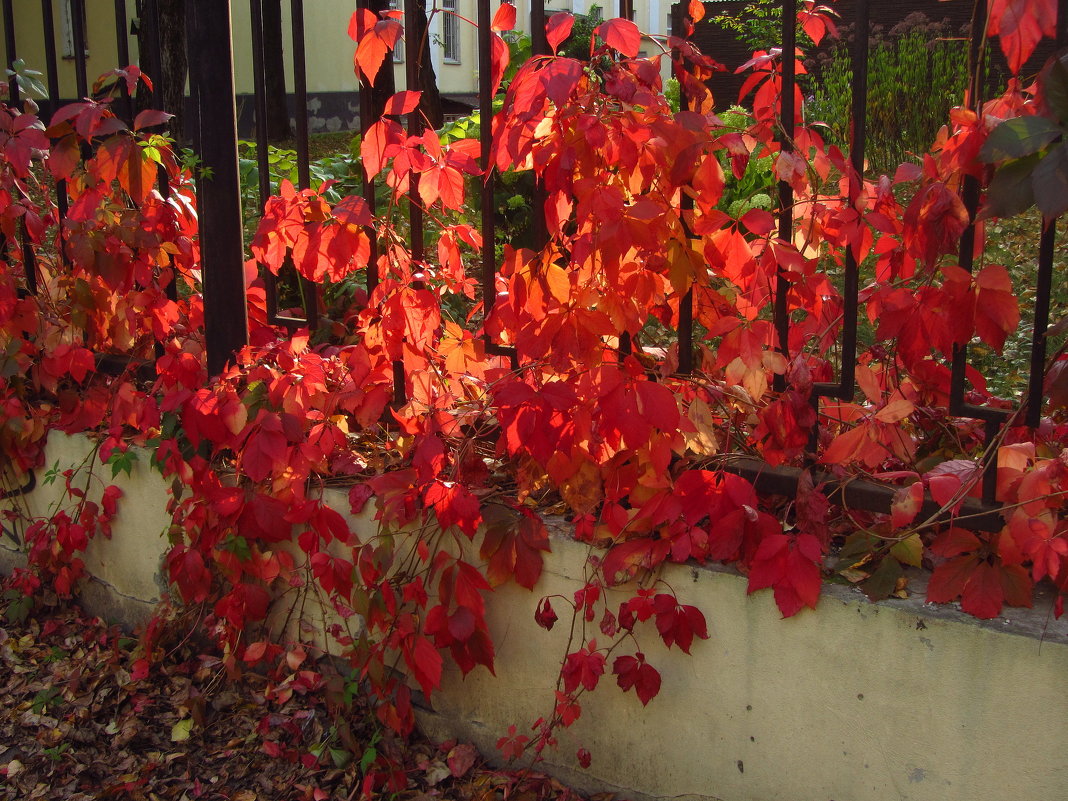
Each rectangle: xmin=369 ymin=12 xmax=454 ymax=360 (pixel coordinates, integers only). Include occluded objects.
xmin=6 ymin=432 xmax=1065 ymax=801
xmin=1 ymin=1 xmax=137 ymax=102
xmin=423 ymin=526 xmax=1068 ymax=801
xmin=0 ymin=431 xmax=170 ymax=622
xmin=230 ymin=1 xmax=360 ymax=96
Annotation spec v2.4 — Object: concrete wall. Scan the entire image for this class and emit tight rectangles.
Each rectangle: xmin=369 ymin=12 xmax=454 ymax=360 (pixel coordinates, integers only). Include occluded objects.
xmin=0 ymin=431 xmax=170 ymax=623
xmin=3 ymin=432 xmax=1067 ymax=801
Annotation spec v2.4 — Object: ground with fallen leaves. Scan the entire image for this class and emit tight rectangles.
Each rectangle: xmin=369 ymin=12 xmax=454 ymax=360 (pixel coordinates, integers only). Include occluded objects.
xmin=0 ymin=596 xmax=598 ymax=801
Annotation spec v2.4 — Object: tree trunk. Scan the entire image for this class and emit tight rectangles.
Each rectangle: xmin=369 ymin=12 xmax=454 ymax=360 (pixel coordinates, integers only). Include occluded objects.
xmin=135 ymin=0 xmax=188 ymax=143
xmin=261 ymin=0 xmax=292 ymax=141
xmin=409 ymin=0 xmax=443 ymax=129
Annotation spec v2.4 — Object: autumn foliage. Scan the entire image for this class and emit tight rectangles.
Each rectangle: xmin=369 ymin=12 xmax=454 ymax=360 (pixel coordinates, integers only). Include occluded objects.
xmin=1 ymin=0 xmax=1067 ymax=774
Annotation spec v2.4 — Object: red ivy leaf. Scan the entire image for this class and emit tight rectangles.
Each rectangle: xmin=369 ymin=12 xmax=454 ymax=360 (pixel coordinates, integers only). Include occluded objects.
xmin=988 ymin=0 xmax=1057 ymax=74
xmin=490 ymin=32 xmax=510 ymax=98
xmin=747 ymin=533 xmax=824 ymax=617
xmin=480 ymin=508 xmax=550 ymax=589
xmin=562 ymin=642 xmax=606 ymax=693
xmin=535 ymin=597 xmax=558 ymax=630
xmin=352 ymin=17 xmax=404 ymax=85
xmin=425 ymin=480 xmax=482 ymax=539
xmin=492 ymin=2 xmax=517 ymax=32
xmin=652 ymin=594 xmax=709 ymax=654
xmin=546 ymin=12 xmax=575 ymax=52
xmin=594 ymin=18 xmax=641 ymax=58
xmin=383 ymin=90 xmax=422 ymax=116
xmin=613 ymin=652 xmax=662 ymax=705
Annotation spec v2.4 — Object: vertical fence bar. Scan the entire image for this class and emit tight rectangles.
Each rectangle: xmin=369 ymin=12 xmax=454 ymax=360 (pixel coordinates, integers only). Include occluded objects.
xmin=812 ymin=0 xmax=867 ymax=405
xmin=250 ymin=0 xmax=271 ymax=207
xmin=402 ymin=0 xmax=424 ymax=265
xmin=290 ymin=0 xmax=310 ymax=190
xmin=290 ymin=0 xmax=320 ymax=325
xmin=356 ymin=0 xmax=380 ymax=296
xmin=42 ymin=0 xmax=60 ymax=114
xmin=949 ymin=0 xmax=1007 ymax=503
xmin=2 ymin=0 xmax=18 ymax=107
xmin=71 ymin=0 xmax=88 ymax=98
xmin=773 ymin=0 xmax=796 ymax=391
xmin=1026 ymin=0 xmax=1067 ymax=426
xmin=139 ymin=0 xmax=163 ymax=104
xmin=40 ymin=0 xmax=69 ymax=258
xmin=113 ymin=0 xmax=133 ymax=121
xmin=614 ymin=0 xmax=634 ymax=358
xmin=249 ymin=0 xmax=282 ymax=322
xmin=476 ymin=0 xmax=495 ymax=317
xmin=186 ymin=0 xmax=249 ymax=375
xmin=671 ymin=0 xmax=693 ymax=374
xmin=529 ymin=0 xmax=547 ymax=250
xmin=477 ymin=0 xmax=517 ymax=365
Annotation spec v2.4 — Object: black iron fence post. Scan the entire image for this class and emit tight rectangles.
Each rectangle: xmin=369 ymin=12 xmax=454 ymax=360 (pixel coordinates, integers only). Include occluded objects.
xmin=186 ymin=0 xmax=248 ymax=375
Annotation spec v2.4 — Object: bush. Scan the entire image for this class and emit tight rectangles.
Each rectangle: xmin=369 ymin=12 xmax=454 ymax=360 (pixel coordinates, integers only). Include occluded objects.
xmin=805 ymin=12 xmax=970 ymax=174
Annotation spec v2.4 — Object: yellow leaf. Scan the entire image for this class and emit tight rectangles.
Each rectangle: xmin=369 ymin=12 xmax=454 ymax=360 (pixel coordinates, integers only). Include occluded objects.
xmin=890 ymin=533 xmax=923 ymax=568
xmin=170 ymin=718 xmax=193 ymax=742
xmin=684 ymin=397 xmax=719 ymax=456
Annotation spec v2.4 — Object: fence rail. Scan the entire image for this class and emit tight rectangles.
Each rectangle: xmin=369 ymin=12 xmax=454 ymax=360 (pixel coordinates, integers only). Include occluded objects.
xmin=1 ymin=0 xmax=1064 ymax=532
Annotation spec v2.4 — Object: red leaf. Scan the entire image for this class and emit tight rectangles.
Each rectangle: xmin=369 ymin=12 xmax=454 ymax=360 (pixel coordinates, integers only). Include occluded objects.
xmin=404 ymin=634 xmax=443 ymax=698
xmin=594 ymin=18 xmax=641 ymax=58
xmin=354 ymin=18 xmax=404 ymax=85
xmin=613 ymin=652 xmax=662 ymax=706
xmin=383 ymin=90 xmax=422 ymax=116
xmin=480 ymin=508 xmax=550 ymax=589
xmin=688 ymin=0 xmax=705 ymax=24
xmin=492 ymin=2 xmax=517 ymax=32
xmin=890 ymin=481 xmax=923 ymax=529
xmin=988 ymin=0 xmax=1057 ymax=74
xmin=132 ymin=109 xmax=173 ymax=131
xmin=425 ymin=480 xmax=482 ymax=539
xmin=562 ymin=643 xmax=606 ymax=693
xmin=447 ymin=744 xmax=479 ymax=777
xmin=491 ymin=33 xmax=510 ymax=98
xmin=535 ymin=597 xmax=558 ymax=630
xmin=546 ymin=12 xmax=575 ymax=52
xmin=747 ymin=533 xmax=824 ymax=617
xmin=960 ymin=561 xmax=1005 ymax=619
xmin=576 ymin=748 xmax=592 ymax=769
xmin=927 ymin=554 xmax=981 ymax=605
xmin=652 ymin=594 xmax=708 ymax=654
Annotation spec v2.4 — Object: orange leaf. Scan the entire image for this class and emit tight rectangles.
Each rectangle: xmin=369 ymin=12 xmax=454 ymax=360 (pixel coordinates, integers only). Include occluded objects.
xmin=492 ymin=2 xmax=516 ymax=32
xmin=595 ymin=18 xmax=641 ymax=58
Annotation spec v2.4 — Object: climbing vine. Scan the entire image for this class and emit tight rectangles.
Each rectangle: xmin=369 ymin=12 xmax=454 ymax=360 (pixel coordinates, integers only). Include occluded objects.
xmin=0 ymin=0 xmax=1066 ymax=782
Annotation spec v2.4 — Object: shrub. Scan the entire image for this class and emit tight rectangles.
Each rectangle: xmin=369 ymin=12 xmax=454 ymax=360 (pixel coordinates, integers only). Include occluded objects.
xmin=805 ymin=12 xmax=970 ymax=174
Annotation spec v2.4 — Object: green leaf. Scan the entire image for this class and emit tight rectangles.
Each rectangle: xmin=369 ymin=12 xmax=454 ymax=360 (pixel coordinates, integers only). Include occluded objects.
xmin=107 ymin=448 xmax=138 ymax=478
xmin=977 ymin=153 xmax=1041 ymax=221
xmin=889 ymin=533 xmax=923 ymax=568
xmin=1032 ymin=143 xmax=1068 ymax=221
xmin=860 ymin=556 xmax=903 ymax=603
xmin=980 ymin=116 xmax=1061 ymax=162
xmin=833 ymin=530 xmax=879 ymax=571
xmin=1041 ymin=54 xmax=1068 ymax=128
xmin=170 ymin=718 xmax=193 ymax=742
xmin=220 ymin=535 xmax=252 ymax=561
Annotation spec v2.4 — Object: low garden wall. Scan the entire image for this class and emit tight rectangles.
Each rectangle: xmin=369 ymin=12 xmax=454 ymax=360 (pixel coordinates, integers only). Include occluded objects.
xmin=3 ymin=431 xmax=1066 ymax=801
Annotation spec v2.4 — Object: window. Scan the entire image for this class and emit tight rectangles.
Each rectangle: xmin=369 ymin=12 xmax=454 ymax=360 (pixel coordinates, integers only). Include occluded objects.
xmin=389 ymin=0 xmax=404 ymax=62
xmin=61 ymin=0 xmax=89 ymax=59
xmin=442 ymin=0 xmax=460 ymax=63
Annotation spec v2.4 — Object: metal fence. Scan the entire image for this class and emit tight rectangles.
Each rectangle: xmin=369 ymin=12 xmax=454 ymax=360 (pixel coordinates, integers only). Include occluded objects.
xmin=1 ymin=0 xmax=1064 ymax=529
